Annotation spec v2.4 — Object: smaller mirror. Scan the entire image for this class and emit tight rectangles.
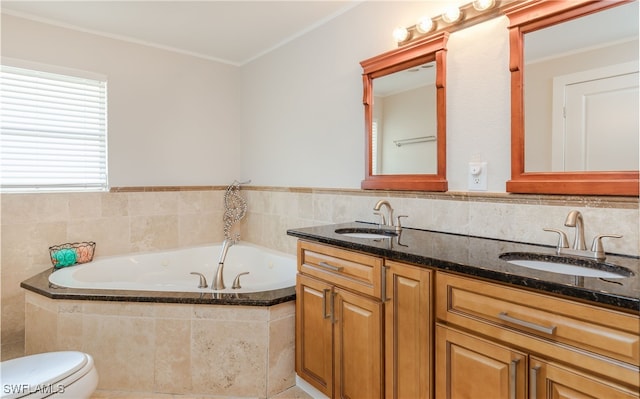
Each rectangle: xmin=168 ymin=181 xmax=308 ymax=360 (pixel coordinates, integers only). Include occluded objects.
xmin=372 ymin=62 xmax=437 ymax=175
xmin=361 ymin=32 xmax=448 ymax=191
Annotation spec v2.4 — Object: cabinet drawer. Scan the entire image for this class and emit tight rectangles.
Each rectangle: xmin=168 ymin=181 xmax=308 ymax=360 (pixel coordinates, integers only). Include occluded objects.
xmin=436 ymin=272 xmax=639 ymax=366
xmin=298 ymin=240 xmax=383 ymax=298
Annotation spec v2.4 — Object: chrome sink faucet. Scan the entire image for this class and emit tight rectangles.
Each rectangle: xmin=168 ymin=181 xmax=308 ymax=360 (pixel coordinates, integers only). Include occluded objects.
xmin=213 ymin=239 xmax=233 ymax=290
xmin=544 ymin=210 xmax=621 ymax=260
xmin=373 ymin=200 xmax=394 ymax=227
xmin=373 ymin=200 xmax=408 ymax=232
xmin=564 ymin=210 xmax=586 ymax=250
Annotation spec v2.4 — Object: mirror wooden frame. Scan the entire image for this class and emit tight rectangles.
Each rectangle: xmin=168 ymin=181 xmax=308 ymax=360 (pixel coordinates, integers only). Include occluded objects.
xmin=360 ymin=32 xmax=448 ymax=191
xmin=505 ymin=0 xmax=639 ymax=196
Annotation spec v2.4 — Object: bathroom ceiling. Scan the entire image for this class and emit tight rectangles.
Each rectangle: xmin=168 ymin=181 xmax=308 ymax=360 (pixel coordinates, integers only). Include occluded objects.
xmin=1 ymin=1 xmax=360 ymax=66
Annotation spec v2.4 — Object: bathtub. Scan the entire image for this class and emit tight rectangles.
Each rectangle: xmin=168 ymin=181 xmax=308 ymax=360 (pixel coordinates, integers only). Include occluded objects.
xmin=23 ymin=242 xmax=298 ymax=397
xmin=48 ymin=242 xmax=296 ymax=294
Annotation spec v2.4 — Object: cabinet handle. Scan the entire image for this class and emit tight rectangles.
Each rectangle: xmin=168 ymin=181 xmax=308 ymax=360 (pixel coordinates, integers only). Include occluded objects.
xmin=330 ymin=292 xmax=337 ymax=324
xmin=530 ymin=366 xmax=540 ymax=399
xmin=381 ymin=265 xmax=389 ymax=302
xmin=509 ymin=359 xmax=519 ymax=399
xmin=498 ymin=312 xmax=557 ymax=335
xmin=322 ymin=289 xmax=331 ymax=319
xmin=318 ymin=261 xmax=344 ymax=272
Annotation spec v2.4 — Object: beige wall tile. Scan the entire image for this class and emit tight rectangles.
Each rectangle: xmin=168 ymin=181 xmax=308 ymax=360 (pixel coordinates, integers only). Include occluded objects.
xmin=193 ymin=305 xmax=268 ymax=322
xmin=127 ymin=192 xmax=179 ymax=216
xmin=67 ymin=217 xmax=130 ymax=257
xmin=191 ymin=319 xmax=268 ymax=397
xmin=1 ymin=194 xmax=69 ymax=225
xmin=1 ymin=340 xmax=25 ymax=361
xmin=2 ymin=222 xmax=67 ymax=273
xmin=268 ymin=301 xmax=295 ymax=321
xmin=82 ymin=301 xmax=155 ymax=317
xmin=68 ymin=193 xmax=103 ymax=221
xmin=83 ymin=315 xmax=156 ymax=391
xmin=179 ymin=190 xmax=222 ymax=214
xmin=101 ymin=192 xmax=129 ymax=217
xmin=267 ymin=315 xmax=296 ymax=397
xmin=153 ymin=303 xmax=192 ymax=319
xmin=57 ymin=312 xmax=84 ymax=350
xmin=130 ymin=215 xmax=179 ymax=252
xmin=179 ymin=212 xmax=221 ymax=247
xmin=24 ymin=301 xmax=58 ymax=355
xmin=154 ymin=318 xmax=192 ymax=393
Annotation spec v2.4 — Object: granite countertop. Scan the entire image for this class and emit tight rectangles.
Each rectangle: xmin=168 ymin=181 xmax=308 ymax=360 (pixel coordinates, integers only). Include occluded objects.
xmin=287 ymin=222 xmax=640 ymax=314
xmin=21 ymin=270 xmax=296 ymax=307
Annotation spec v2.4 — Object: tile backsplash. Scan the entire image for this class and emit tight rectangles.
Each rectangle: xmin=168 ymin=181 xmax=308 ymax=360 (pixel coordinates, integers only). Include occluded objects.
xmin=2 ymin=187 xmax=638 ymax=359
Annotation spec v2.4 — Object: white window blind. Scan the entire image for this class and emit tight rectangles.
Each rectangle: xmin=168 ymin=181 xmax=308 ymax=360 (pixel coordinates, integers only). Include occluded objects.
xmin=1 ymin=64 xmax=108 ymax=192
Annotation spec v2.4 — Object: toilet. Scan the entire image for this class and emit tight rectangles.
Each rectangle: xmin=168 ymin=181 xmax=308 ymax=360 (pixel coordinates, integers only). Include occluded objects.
xmin=1 ymin=351 xmax=98 ymax=399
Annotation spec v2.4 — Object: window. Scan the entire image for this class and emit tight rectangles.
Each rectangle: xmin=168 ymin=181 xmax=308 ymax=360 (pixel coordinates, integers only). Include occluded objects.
xmin=1 ymin=63 xmax=108 ymax=192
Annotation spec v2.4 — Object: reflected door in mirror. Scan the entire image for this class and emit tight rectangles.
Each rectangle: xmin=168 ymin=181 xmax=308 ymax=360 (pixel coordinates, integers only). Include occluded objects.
xmin=505 ymin=0 xmax=639 ymax=195
xmin=524 ymin=1 xmax=639 ymax=173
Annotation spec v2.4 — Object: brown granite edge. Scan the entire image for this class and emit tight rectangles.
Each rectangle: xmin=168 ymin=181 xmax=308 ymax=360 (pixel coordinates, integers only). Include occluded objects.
xmin=108 ymin=186 xmax=639 ymax=209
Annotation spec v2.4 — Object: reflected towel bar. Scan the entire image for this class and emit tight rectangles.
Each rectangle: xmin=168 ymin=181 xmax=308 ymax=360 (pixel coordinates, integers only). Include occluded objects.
xmin=394 ymin=135 xmax=436 ymax=147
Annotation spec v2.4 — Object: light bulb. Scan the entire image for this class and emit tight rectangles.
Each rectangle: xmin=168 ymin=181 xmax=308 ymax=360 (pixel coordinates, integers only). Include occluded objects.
xmin=473 ymin=0 xmax=495 ymax=11
xmin=442 ymin=6 xmax=461 ymax=23
xmin=416 ymin=16 xmax=434 ymax=34
xmin=392 ymin=26 xmax=410 ymax=43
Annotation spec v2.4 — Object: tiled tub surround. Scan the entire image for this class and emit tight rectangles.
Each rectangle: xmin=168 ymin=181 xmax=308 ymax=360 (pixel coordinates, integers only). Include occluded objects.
xmin=2 ymin=187 xmax=639 ymax=359
xmin=287 ymin=222 xmax=640 ymax=313
xmin=23 ymin=291 xmax=296 ymax=398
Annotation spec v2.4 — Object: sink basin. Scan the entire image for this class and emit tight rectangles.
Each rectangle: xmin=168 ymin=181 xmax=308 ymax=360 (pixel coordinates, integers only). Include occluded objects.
xmin=499 ymin=252 xmax=634 ymax=279
xmin=335 ymin=227 xmax=398 ymax=239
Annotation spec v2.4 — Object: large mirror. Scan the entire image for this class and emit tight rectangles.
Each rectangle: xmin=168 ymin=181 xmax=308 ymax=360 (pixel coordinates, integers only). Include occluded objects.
xmin=505 ymin=0 xmax=639 ymax=195
xmin=360 ymin=32 xmax=448 ymax=191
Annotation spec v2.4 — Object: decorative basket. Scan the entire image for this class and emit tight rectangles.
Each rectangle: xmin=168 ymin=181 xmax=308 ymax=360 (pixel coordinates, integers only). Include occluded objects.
xmin=49 ymin=242 xmax=96 ymax=269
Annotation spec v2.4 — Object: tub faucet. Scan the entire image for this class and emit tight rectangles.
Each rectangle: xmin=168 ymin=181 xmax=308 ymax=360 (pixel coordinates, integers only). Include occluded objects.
xmin=213 ymin=239 xmax=233 ymax=290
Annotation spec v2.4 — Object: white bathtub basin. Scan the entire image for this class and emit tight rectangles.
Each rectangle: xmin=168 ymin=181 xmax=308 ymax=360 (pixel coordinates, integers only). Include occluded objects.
xmin=48 ymin=243 xmax=296 ymax=293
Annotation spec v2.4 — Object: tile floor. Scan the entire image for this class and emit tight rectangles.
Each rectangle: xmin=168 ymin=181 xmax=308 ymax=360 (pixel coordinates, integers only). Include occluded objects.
xmin=91 ymin=386 xmax=313 ymax=399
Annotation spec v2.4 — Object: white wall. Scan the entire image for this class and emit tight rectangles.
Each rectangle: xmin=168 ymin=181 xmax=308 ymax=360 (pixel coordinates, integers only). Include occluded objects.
xmin=240 ymin=1 xmax=510 ymax=191
xmin=1 ymin=14 xmax=242 ymax=187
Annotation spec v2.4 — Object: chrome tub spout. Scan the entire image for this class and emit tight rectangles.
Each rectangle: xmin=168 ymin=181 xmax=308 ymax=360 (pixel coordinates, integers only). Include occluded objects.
xmin=213 ymin=239 xmax=233 ymax=290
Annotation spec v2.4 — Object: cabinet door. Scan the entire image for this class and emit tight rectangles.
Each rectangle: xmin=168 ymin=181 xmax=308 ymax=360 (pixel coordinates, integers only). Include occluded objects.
xmin=296 ymin=274 xmax=334 ymax=396
xmin=436 ymin=324 xmax=527 ymax=399
xmin=385 ymin=261 xmax=433 ymax=399
xmin=530 ymin=357 xmax=638 ymax=399
xmin=334 ymin=287 xmax=383 ymax=399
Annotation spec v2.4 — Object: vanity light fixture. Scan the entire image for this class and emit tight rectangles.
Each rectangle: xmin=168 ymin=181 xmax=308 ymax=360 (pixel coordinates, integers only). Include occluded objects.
xmin=442 ymin=6 xmax=462 ymax=23
xmin=392 ymin=26 xmax=411 ymax=42
xmin=473 ymin=0 xmax=496 ymax=11
xmin=393 ymin=0 xmax=513 ymax=46
xmin=416 ymin=16 xmax=434 ymax=34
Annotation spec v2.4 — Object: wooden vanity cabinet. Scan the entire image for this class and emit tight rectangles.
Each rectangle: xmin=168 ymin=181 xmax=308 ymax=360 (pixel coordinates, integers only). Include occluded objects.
xmin=436 ymin=324 xmax=528 ymax=399
xmin=296 ymin=241 xmax=384 ymax=398
xmin=385 ymin=260 xmax=433 ymax=399
xmin=529 ymin=357 xmax=638 ymax=399
xmin=295 ymin=241 xmax=433 ymax=399
xmin=435 ymin=272 xmax=640 ymax=399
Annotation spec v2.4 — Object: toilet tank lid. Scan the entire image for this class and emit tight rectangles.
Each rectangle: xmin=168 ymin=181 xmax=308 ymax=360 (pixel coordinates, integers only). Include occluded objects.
xmin=1 ymin=351 xmax=89 ymax=398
